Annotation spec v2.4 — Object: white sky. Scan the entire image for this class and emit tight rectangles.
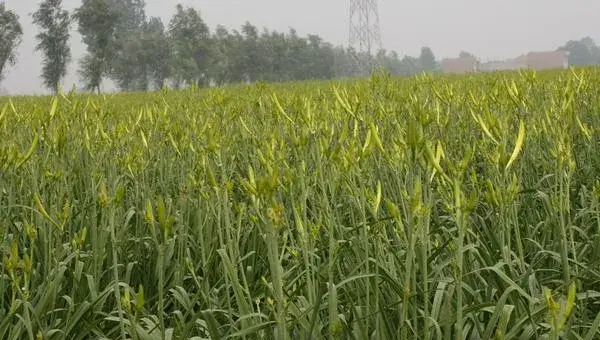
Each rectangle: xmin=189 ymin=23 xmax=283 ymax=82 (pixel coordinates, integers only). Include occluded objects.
xmin=3 ymin=0 xmax=599 ymax=94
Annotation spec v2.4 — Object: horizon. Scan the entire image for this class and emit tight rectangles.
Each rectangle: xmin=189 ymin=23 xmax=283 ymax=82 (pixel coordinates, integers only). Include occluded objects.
xmin=2 ymin=0 xmax=599 ymax=95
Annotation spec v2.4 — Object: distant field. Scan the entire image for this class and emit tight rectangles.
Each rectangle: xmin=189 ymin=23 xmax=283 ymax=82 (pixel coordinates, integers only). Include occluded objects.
xmin=1 ymin=70 xmax=600 ymax=339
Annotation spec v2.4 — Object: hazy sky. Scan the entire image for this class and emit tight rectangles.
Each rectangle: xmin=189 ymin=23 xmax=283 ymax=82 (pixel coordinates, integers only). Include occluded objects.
xmin=3 ymin=0 xmax=599 ymax=95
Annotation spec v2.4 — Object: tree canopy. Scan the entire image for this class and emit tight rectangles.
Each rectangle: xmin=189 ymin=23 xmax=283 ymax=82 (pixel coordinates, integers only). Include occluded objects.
xmin=558 ymin=37 xmax=600 ymax=66
xmin=0 ymin=4 xmax=23 ymax=84
xmin=32 ymin=0 xmax=72 ymax=93
xmin=70 ymin=1 xmax=434 ymax=92
xmin=73 ymin=0 xmax=121 ymax=92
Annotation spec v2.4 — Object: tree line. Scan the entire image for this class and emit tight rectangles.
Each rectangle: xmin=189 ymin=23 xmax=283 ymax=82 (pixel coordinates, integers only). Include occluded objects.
xmin=1 ymin=1 xmax=599 ymax=94
xmin=0 ymin=0 xmax=442 ymax=94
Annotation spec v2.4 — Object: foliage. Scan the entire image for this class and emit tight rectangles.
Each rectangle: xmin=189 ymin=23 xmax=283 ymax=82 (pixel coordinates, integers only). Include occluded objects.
xmin=144 ymin=17 xmax=172 ymax=90
xmin=107 ymin=0 xmax=149 ymax=91
xmin=558 ymin=37 xmax=600 ymax=66
xmin=1 ymin=69 xmax=600 ymax=339
xmin=32 ymin=0 xmax=72 ymax=93
xmin=167 ymin=4 xmax=211 ymax=88
xmin=419 ymin=46 xmax=438 ymax=72
xmin=459 ymin=50 xmax=476 ymax=59
xmin=70 ymin=2 xmax=430 ymax=92
xmin=201 ymin=21 xmax=427 ymax=85
xmin=0 ymin=3 xmax=23 ymax=84
xmin=73 ymin=0 xmax=121 ymax=92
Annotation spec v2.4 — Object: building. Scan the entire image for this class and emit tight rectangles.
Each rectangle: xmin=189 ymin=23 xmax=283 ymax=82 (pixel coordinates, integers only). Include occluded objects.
xmin=441 ymin=55 xmax=479 ymax=74
xmin=480 ymin=55 xmax=528 ymax=72
xmin=525 ymin=50 xmax=569 ymax=70
xmin=474 ymin=51 xmax=569 ymax=73
xmin=442 ymin=50 xmax=569 ymax=74
xmin=480 ymin=60 xmax=526 ymax=72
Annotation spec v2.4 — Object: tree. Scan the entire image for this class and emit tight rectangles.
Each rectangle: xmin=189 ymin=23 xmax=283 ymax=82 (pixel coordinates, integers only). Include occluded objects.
xmin=168 ymin=4 xmax=211 ymax=87
xmin=227 ymin=29 xmax=247 ymax=83
xmin=306 ymin=34 xmax=333 ymax=80
xmin=70 ymin=4 xmax=424 ymax=90
xmin=110 ymin=15 xmax=173 ymax=91
xmin=397 ymin=56 xmax=421 ymax=76
xmin=259 ymin=28 xmax=281 ymax=82
xmin=333 ymin=50 xmax=351 ymax=77
xmin=0 ymin=4 xmax=23 ymax=84
xmin=108 ymin=0 xmax=150 ymax=91
xmin=144 ymin=17 xmax=171 ymax=89
xmin=459 ymin=51 xmax=476 ymax=59
xmin=376 ymin=49 xmax=410 ymax=75
xmin=107 ymin=0 xmax=145 ymax=91
xmin=113 ymin=0 xmax=145 ymax=32
xmin=208 ymin=25 xmax=235 ymax=85
xmin=558 ymin=37 xmax=600 ymax=66
xmin=110 ymin=29 xmax=146 ymax=91
xmin=240 ymin=22 xmax=262 ymax=82
xmin=285 ymin=28 xmax=309 ymax=80
xmin=73 ymin=0 xmax=120 ymax=93
xmin=32 ymin=0 xmax=71 ymax=93
xmin=316 ymin=42 xmax=336 ymax=80
xmin=419 ymin=46 xmax=437 ymax=72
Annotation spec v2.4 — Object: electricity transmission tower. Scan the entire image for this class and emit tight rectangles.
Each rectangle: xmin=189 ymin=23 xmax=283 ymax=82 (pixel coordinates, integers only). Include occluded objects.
xmin=349 ymin=0 xmax=382 ymax=75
